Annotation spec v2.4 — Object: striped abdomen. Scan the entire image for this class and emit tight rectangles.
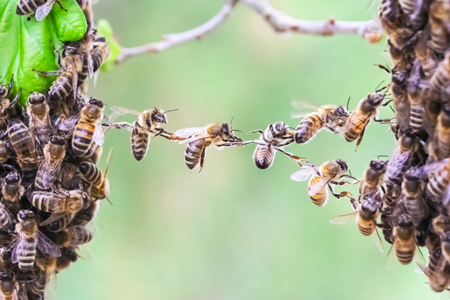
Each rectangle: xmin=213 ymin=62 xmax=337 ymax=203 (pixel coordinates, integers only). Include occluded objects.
xmin=17 ymin=237 xmax=37 ymax=271
xmin=48 ymin=69 xmax=74 ymax=102
xmin=47 ymin=214 xmax=73 ymax=232
xmin=427 ymin=166 xmax=450 ymax=200
xmin=8 ymin=120 xmax=39 ymax=171
xmin=78 ymin=54 xmax=89 ymax=86
xmin=30 ymin=192 xmax=61 ymax=212
xmin=409 ymin=102 xmax=424 ymax=133
xmin=294 ymin=113 xmax=322 ymax=144
xmin=72 ymin=121 xmax=94 ymax=157
xmin=430 ymin=59 xmax=450 ymax=94
xmin=16 ymin=0 xmax=46 ymax=15
xmin=253 ymin=144 xmax=275 ymax=170
xmin=28 ymin=271 xmax=46 ymax=297
xmin=79 ymin=162 xmax=102 ymax=186
xmin=394 ymin=233 xmax=415 ymax=265
xmin=379 ymin=0 xmax=402 ymax=25
xmin=0 ymin=205 xmax=14 ymax=232
xmin=185 ymin=138 xmax=205 ymax=170
xmin=428 ymin=248 xmax=449 ymax=292
xmin=436 ymin=124 xmax=450 ymax=157
xmin=430 ymin=24 xmax=449 ymax=55
xmin=92 ymin=48 xmax=109 ymax=73
xmin=131 ymin=122 xmax=149 ymax=161
xmin=35 ymin=166 xmax=46 ymax=190
xmin=344 ymin=111 xmax=370 ymax=142
xmin=308 ymin=176 xmax=327 ymax=207
xmin=356 ymin=216 xmax=376 ymax=236
xmin=71 ymin=226 xmax=93 ymax=246
xmin=404 ymin=196 xmax=428 ymax=224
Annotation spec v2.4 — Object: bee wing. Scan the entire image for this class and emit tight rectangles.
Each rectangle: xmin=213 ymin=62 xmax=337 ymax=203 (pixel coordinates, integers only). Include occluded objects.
xmin=110 ymin=106 xmax=142 ymax=116
xmin=383 ymin=244 xmax=396 ymax=270
xmin=71 ymin=63 xmax=79 ymax=101
xmin=443 ymin=184 xmax=450 ymax=206
xmin=11 ymin=289 xmax=18 ymax=300
xmin=386 ymin=149 xmax=410 ymax=178
xmin=308 ymin=177 xmax=330 ymax=198
xmin=93 ymin=119 xmax=105 ymax=145
xmin=174 ymin=127 xmax=205 ymax=139
xmin=11 ymin=240 xmax=19 ymax=264
xmin=329 ymin=211 xmax=357 ymax=224
xmin=419 ymin=158 xmax=449 ymax=178
xmin=178 ymin=135 xmax=208 ymax=145
xmin=372 ymin=228 xmax=384 ymax=253
xmin=74 ymin=245 xmax=95 ymax=262
xmin=41 ymin=155 xmax=60 ymax=190
xmin=85 ymin=50 xmax=94 ymax=78
xmin=414 ymin=246 xmax=426 ymax=267
xmin=290 ymin=167 xmax=316 ymax=182
xmin=291 ymin=101 xmax=321 ymax=112
xmin=39 ymin=212 xmax=68 ymax=226
xmin=35 ymin=0 xmax=56 ymax=21
xmin=58 ymin=115 xmax=80 ymax=132
xmin=36 ymin=230 xmax=61 ymax=257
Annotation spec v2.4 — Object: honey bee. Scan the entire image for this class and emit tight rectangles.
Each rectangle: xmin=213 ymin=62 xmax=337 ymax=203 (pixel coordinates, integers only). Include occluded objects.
xmin=0 ymin=76 xmax=19 ymax=131
xmin=402 ymin=168 xmax=429 ymax=226
xmin=291 ymin=102 xmax=349 ymax=144
xmin=0 ymin=203 xmax=15 ymax=234
xmin=384 ymin=179 xmax=403 ymax=206
xmin=46 ymin=214 xmax=73 ymax=233
xmin=418 ymin=246 xmax=449 ymax=292
xmin=79 ymin=148 xmax=112 ymax=200
xmin=379 ymin=208 xmax=394 ymax=244
xmin=68 ymin=98 xmax=104 ymax=157
xmin=175 ymin=123 xmax=244 ymax=171
xmin=71 ymin=200 xmax=99 ymax=227
xmin=1 ymin=169 xmax=25 ymax=215
xmin=31 ymin=189 xmax=87 ymax=226
xmin=16 ymin=0 xmax=66 ymax=21
xmin=385 ymin=214 xmax=425 ymax=266
xmin=35 ymin=136 xmax=66 ymax=191
xmin=359 ymin=159 xmax=387 ymax=201
xmin=8 ymin=119 xmax=41 ymax=172
xmin=407 ymin=59 xmax=425 ymax=134
xmin=27 ymin=268 xmax=47 ymax=300
xmin=52 ymin=226 xmax=93 ymax=248
xmin=0 ymin=269 xmax=17 ymax=300
xmin=378 ymin=0 xmax=414 ymax=49
xmin=425 ymin=158 xmax=450 ymax=202
xmin=0 ymin=140 xmax=12 ymax=164
xmin=400 ymin=0 xmax=428 ymax=30
xmin=428 ymin=0 xmax=450 ymax=56
xmin=26 ymin=92 xmax=51 ymax=147
xmin=330 ymin=196 xmax=384 ymax=252
xmin=250 ymin=122 xmax=303 ymax=169
xmin=56 ymin=248 xmax=78 ymax=273
xmin=11 ymin=210 xmax=61 ymax=272
xmin=91 ymin=31 xmax=110 ymax=74
xmin=109 ymin=106 xmax=176 ymax=161
xmin=432 ymin=103 xmax=450 ymax=159
xmin=414 ymin=30 xmax=438 ymax=79
xmin=344 ymin=91 xmax=386 ymax=150
xmin=290 ymin=159 xmax=358 ymax=207
xmin=430 ymin=50 xmax=450 ymax=94
xmin=386 ymin=130 xmax=418 ymax=183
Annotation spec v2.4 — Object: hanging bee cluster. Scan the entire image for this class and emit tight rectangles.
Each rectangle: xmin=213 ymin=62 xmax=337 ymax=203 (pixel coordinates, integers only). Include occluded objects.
xmin=0 ymin=0 xmax=112 ymax=299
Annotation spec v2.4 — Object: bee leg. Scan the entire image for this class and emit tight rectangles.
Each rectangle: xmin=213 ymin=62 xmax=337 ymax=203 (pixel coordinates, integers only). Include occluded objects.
xmin=32 ymin=69 xmax=60 ymax=77
xmin=198 ymin=147 xmax=206 ymax=173
xmin=327 ymin=184 xmax=342 ymax=199
xmin=55 ymin=0 xmax=68 ymax=12
xmin=275 ymin=148 xmax=305 ymax=162
xmin=9 ymin=88 xmax=21 ymax=108
xmin=6 ymin=74 xmax=13 ymax=97
xmin=154 ymin=128 xmax=164 ymax=138
xmin=355 ymin=126 xmax=366 ymax=152
xmin=324 ymin=125 xmax=338 ymax=134
xmin=248 ymin=129 xmax=264 ymax=134
xmin=341 ymin=174 xmax=360 ymax=183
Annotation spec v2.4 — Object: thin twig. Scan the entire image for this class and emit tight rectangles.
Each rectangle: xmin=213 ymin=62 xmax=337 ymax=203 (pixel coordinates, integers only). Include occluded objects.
xmin=116 ymin=0 xmax=237 ymax=63
xmin=240 ymin=0 xmax=383 ymax=43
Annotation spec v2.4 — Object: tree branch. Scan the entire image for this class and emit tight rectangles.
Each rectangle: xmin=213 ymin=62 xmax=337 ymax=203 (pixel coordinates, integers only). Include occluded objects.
xmin=116 ymin=0 xmax=382 ymax=63
xmin=240 ymin=0 xmax=383 ymax=43
xmin=116 ymin=0 xmax=237 ymax=63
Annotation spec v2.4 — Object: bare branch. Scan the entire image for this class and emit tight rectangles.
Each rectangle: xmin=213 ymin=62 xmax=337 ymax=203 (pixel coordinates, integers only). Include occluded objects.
xmin=241 ymin=0 xmax=383 ymax=43
xmin=116 ymin=0 xmax=237 ymax=63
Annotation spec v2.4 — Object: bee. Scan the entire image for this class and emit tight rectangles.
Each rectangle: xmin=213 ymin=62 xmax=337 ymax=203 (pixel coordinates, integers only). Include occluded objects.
xmin=16 ymin=0 xmax=66 ymax=21
xmin=378 ymin=0 xmax=414 ymax=49
xmin=52 ymin=226 xmax=93 ymax=248
xmin=0 ymin=76 xmax=20 ymax=131
xmin=418 ymin=246 xmax=449 ymax=293
xmin=31 ymin=189 xmax=87 ymax=226
xmin=250 ymin=122 xmax=303 ymax=170
xmin=0 ymin=140 xmax=12 ymax=164
xmin=59 ymin=161 xmax=79 ymax=190
xmin=35 ymin=136 xmax=66 ymax=191
xmin=27 ymin=92 xmax=51 ymax=147
xmin=402 ymin=168 xmax=429 ymax=226
xmin=359 ymin=159 xmax=387 ymax=200
xmin=379 ymin=208 xmax=394 ymax=244
xmin=11 ymin=210 xmax=61 ymax=272
xmin=408 ymin=59 xmax=425 ymax=134
xmin=344 ymin=91 xmax=386 ymax=150
xmin=27 ymin=268 xmax=47 ymax=300
xmin=1 ymin=169 xmax=25 ymax=215
xmin=79 ymin=148 xmax=112 ymax=200
xmin=71 ymin=200 xmax=99 ymax=227
xmin=8 ymin=119 xmax=41 ymax=172
xmin=91 ymin=31 xmax=110 ymax=74
xmin=46 ymin=214 xmax=73 ymax=233
xmin=330 ymin=196 xmax=384 ymax=252
xmin=70 ymin=98 xmax=104 ymax=157
xmin=291 ymin=102 xmax=349 ymax=144
xmin=109 ymin=106 xmax=176 ymax=161
xmin=385 ymin=214 xmax=425 ymax=266
xmin=425 ymin=158 xmax=450 ymax=202
xmin=414 ymin=30 xmax=438 ymax=79
xmin=175 ymin=123 xmax=244 ymax=171
xmin=400 ymin=0 xmax=428 ymax=30
xmin=0 ymin=203 xmax=15 ymax=234
xmin=432 ymin=103 xmax=450 ymax=160
xmin=290 ymin=159 xmax=358 ymax=207
xmin=384 ymin=179 xmax=402 ymax=206
xmin=56 ymin=248 xmax=78 ymax=273
xmin=428 ymin=0 xmax=450 ymax=56
xmin=430 ymin=50 xmax=450 ymax=94
xmin=0 ymin=269 xmax=17 ymax=300
xmin=386 ymin=130 xmax=418 ymax=183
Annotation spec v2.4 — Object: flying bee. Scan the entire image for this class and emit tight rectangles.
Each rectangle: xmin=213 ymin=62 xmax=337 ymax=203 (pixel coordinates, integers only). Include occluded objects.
xmin=290 ymin=159 xmax=358 ymax=207
xmin=428 ymin=0 xmax=450 ymax=56
xmin=359 ymin=159 xmax=387 ymax=201
xmin=16 ymin=0 xmax=66 ymax=21
xmin=402 ymin=168 xmax=429 ymax=226
xmin=344 ymin=91 xmax=386 ymax=150
xmin=63 ymin=98 xmax=104 ymax=157
xmin=418 ymin=246 xmax=449 ymax=293
xmin=35 ymin=136 xmax=66 ymax=191
xmin=291 ymin=102 xmax=349 ymax=144
xmin=0 ymin=269 xmax=17 ymax=300
xmin=8 ymin=119 xmax=41 ymax=172
xmin=27 ymin=92 xmax=51 ymax=147
xmin=109 ymin=106 xmax=177 ymax=161
xmin=384 ymin=214 xmax=425 ymax=266
xmin=386 ymin=130 xmax=418 ymax=183
xmin=79 ymin=148 xmax=112 ymax=200
xmin=175 ymin=123 xmax=244 ymax=171
xmin=249 ymin=122 xmax=303 ymax=169
xmin=330 ymin=196 xmax=384 ymax=252
xmin=1 ymin=169 xmax=25 ymax=215
xmin=31 ymin=189 xmax=87 ymax=226
xmin=0 ymin=76 xmax=20 ymax=131
xmin=11 ymin=210 xmax=61 ymax=272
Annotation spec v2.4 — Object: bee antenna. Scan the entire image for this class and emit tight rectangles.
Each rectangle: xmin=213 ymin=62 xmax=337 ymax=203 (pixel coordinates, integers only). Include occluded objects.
xmin=375 ymin=80 xmax=386 ymax=92
xmin=289 ymin=126 xmax=296 ymax=130
xmin=389 ymin=104 xmax=395 ymax=113
xmin=377 ymin=155 xmax=389 ymax=160
xmin=230 ymin=115 xmax=234 ymax=127
xmin=346 ymin=96 xmax=351 ymax=111
xmin=233 ymin=129 xmax=242 ymax=133
xmin=348 ymin=169 xmax=352 ymax=176
xmin=164 ymin=109 xmax=178 ymax=114
xmin=106 ymin=197 xmax=113 ymax=206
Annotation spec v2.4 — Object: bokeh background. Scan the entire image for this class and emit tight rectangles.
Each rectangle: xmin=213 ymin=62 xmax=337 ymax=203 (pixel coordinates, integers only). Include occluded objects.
xmin=55 ymin=0 xmax=442 ymax=299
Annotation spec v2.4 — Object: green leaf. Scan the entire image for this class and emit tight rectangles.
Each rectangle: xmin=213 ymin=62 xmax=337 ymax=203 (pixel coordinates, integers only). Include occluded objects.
xmin=97 ymin=19 xmax=122 ymax=71
xmin=0 ymin=0 xmax=87 ymax=106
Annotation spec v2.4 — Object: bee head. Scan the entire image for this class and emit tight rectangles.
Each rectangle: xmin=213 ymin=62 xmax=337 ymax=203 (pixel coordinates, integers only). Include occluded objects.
xmin=88 ymin=98 xmax=104 ymax=108
xmin=222 ymin=123 xmax=243 ymax=143
xmin=4 ymin=171 xmax=20 ymax=184
xmin=28 ymin=92 xmax=45 ymax=105
xmin=0 ymin=269 xmax=13 ymax=282
xmin=271 ymin=122 xmax=287 ymax=135
xmin=397 ymin=214 xmax=413 ymax=228
xmin=50 ymin=136 xmax=66 ymax=146
xmin=334 ymin=105 xmax=349 ymax=117
xmin=403 ymin=168 xmax=420 ymax=182
xmin=17 ymin=210 xmax=35 ymax=222
xmin=335 ymin=159 xmax=348 ymax=173
xmin=0 ymin=85 xmax=8 ymax=98
xmin=84 ymin=98 xmax=104 ymax=119
xmin=369 ymin=159 xmax=387 ymax=171
xmin=151 ymin=108 xmax=167 ymax=124
xmin=62 ymin=42 xmax=80 ymax=56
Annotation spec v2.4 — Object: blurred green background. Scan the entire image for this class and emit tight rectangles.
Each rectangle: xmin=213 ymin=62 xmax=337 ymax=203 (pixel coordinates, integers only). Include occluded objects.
xmin=55 ymin=0 xmax=442 ymax=299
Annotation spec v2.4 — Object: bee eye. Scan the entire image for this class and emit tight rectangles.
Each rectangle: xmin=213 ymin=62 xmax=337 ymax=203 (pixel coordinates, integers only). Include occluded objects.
xmin=19 ymin=213 xmax=25 ymax=220
xmin=223 ymin=127 xmax=230 ymax=136
xmin=50 ymin=137 xmax=57 ymax=144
